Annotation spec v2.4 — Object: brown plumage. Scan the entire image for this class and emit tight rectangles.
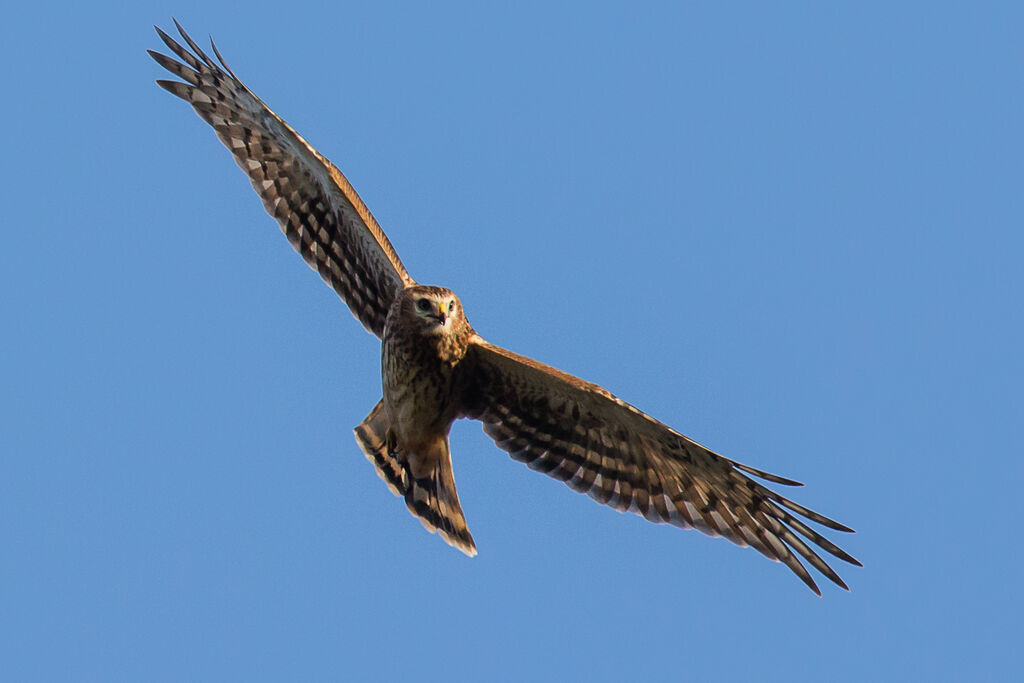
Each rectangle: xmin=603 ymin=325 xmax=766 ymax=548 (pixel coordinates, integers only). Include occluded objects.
xmin=151 ymin=21 xmax=861 ymax=594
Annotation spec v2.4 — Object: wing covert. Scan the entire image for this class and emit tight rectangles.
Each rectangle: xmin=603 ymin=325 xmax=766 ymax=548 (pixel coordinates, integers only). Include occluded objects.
xmin=149 ymin=20 xmax=415 ymax=337
xmin=455 ymin=338 xmax=861 ymax=595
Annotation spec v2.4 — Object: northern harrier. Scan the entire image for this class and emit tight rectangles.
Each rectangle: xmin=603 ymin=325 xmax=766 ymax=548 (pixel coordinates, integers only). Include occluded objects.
xmin=150 ymin=21 xmax=860 ymax=594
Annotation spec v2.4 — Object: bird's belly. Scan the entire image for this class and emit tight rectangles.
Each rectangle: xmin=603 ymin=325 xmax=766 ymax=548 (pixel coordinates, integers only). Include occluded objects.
xmin=382 ymin=345 xmax=454 ymax=454
xmin=386 ymin=384 xmax=444 ymax=443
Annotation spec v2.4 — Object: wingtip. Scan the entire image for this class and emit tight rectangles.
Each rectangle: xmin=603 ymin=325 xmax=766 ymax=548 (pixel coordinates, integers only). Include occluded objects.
xmin=805 ymin=569 xmax=853 ymax=596
xmin=154 ymin=79 xmax=188 ymax=97
xmin=731 ymin=461 xmax=805 ymax=486
xmin=209 ymin=34 xmax=236 ymax=77
xmin=153 ymin=25 xmax=171 ymax=45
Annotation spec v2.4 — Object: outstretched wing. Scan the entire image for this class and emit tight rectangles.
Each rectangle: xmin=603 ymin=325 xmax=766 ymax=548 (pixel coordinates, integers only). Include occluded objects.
xmin=455 ymin=338 xmax=861 ymax=595
xmin=149 ymin=21 xmax=415 ymax=337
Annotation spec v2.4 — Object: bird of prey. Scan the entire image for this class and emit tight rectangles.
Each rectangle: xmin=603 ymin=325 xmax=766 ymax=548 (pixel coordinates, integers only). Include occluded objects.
xmin=150 ymin=20 xmax=860 ymax=595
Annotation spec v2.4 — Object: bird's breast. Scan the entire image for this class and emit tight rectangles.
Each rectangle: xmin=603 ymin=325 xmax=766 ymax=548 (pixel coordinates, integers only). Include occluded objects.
xmin=381 ymin=331 xmax=458 ymax=454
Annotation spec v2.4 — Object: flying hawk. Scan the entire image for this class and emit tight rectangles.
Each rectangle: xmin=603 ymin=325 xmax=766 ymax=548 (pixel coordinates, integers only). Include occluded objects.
xmin=150 ymin=20 xmax=860 ymax=595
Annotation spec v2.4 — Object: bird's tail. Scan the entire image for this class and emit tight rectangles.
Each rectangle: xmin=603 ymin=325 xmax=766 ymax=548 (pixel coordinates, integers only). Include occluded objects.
xmin=354 ymin=400 xmax=477 ymax=556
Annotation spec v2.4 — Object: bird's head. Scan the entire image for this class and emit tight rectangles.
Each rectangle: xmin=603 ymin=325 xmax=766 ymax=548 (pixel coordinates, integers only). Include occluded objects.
xmin=403 ymin=285 xmax=465 ymax=337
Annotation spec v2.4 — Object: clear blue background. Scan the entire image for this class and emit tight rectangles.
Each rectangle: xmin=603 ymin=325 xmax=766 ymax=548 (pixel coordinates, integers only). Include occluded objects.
xmin=3 ymin=2 xmax=1020 ymax=680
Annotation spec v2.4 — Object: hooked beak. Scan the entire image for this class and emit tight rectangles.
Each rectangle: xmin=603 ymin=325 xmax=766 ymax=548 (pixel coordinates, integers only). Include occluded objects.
xmin=436 ymin=302 xmax=448 ymax=326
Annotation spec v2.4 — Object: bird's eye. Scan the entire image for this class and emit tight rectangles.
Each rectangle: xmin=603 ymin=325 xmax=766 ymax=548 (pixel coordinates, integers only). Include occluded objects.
xmin=449 ymin=299 xmax=456 ymax=311
xmin=416 ymin=298 xmax=431 ymax=312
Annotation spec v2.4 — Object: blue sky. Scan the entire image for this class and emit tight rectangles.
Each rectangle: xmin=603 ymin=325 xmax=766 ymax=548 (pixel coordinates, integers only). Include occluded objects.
xmin=2 ymin=1 xmax=1021 ymax=680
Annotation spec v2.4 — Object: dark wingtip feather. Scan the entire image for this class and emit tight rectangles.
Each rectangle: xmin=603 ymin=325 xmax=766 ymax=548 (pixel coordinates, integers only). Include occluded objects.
xmin=802 ymin=574 xmax=823 ymax=597
xmin=154 ymin=79 xmax=193 ymax=101
xmin=173 ymin=18 xmax=217 ymax=70
xmin=813 ymin=516 xmax=856 ymax=533
xmin=210 ymin=35 xmax=237 ymax=79
xmin=154 ymin=23 xmax=203 ymax=72
xmin=732 ymin=461 xmax=804 ymax=486
xmin=148 ymin=50 xmax=201 ymax=86
xmin=153 ymin=25 xmax=176 ymax=51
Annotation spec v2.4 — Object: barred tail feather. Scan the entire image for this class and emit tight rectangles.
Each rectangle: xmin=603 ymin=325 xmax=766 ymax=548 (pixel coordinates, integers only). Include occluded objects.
xmin=354 ymin=400 xmax=406 ymax=497
xmin=354 ymin=401 xmax=477 ymax=556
